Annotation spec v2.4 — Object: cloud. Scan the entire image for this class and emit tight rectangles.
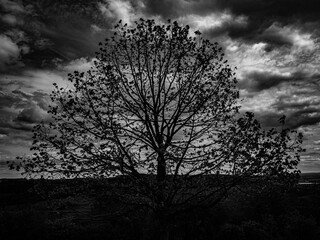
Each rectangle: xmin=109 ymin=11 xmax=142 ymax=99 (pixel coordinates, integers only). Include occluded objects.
xmin=0 ymin=124 xmax=33 ymax=158
xmin=37 ymin=19 xmax=106 ymax=61
xmin=0 ymin=134 xmax=7 ymax=139
xmin=139 ymin=0 xmax=320 ymax=54
xmin=0 ymin=70 xmax=66 ymax=125
xmin=258 ymin=23 xmax=315 ymax=51
xmin=59 ymin=57 xmax=95 ymax=73
xmin=142 ymin=0 xmax=320 ymax=25
xmin=287 ymin=110 xmax=320 ymax=129
xmin=15 ymin=104 xmax=47 ymax=124
xmin=259 ymin=25 xmax=293 ymax=48
xmin=238 ymin=70 xmax=320 ymax=92
xmin=0 ymin=34 xmax=20 ymax=70
xmin=0 ymin=1 xmax=108 ymax=67
xmin=239 ymin=69 xmax=320 ymax=132
xmin=0 ymin=107 xmax=31 ymax=132
xmin=91 ymin=24 xmax=103 ymax=34
xmin=299 ymin=159 xmax=320 ymax=173
xmin=271 ymin=88 xmax=320 ymax=129
xmin=0 ymin=14 xmax=18 ymax=25
xmin=0 ymin=89 xmax=51 ymax=160
xmin=218 ymin=21 xmax=317 ymax=53
xmin=215 ymin=0 xmax=320 ymax=21
xmin=32 ymin=91 xmax=51 ymax=111
xmin=0 ymin=0 xmax=25 ymax=13
xmin=11 ymin=89 xmax=51 ymax=111
xmin=177 ymin=11 xmax=248 ymax=37
xmin=4 ymin=69 xmax=67 ymax=92
xmin=143 ymin=0 xmax=180 ymax=18
xmin=0 ymin=90 xmax=21 ymax=108
xmin=99 ymin=0 xmax=144 ymax=25
xmin=239 ymin=70 xmax=292 ymax=92
xmin=0 ymin=30 xmax=31 ymax=72
xmin=251 ymin=108 xmax=320 ymax=130
xmin=0 ymin=89 xmax=51 ymax=129
xmin=11 ymin=89 xmax=33 ymax=99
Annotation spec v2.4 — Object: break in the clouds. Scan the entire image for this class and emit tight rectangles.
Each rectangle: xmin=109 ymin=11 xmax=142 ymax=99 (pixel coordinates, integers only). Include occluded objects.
xmin=1 ymin=0 xmax=320 ymax=173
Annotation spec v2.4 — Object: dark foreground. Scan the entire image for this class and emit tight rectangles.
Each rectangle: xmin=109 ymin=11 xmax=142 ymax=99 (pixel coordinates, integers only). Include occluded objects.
xmin=1 ymin=174 xmax=320 ymax=240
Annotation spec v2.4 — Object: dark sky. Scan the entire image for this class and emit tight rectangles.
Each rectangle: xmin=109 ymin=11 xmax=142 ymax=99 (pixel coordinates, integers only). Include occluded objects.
xmin=1 ymin=0 xmax=320 ymax=174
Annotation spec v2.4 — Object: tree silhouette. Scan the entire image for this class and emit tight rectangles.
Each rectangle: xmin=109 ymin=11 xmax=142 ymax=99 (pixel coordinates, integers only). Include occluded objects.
xmin=16 ymin=19 xmax=303 ymax=219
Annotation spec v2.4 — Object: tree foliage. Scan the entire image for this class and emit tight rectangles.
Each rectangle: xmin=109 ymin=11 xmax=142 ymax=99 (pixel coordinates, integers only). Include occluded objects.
xmin=16 ymin=19 xmax=303 ymax=215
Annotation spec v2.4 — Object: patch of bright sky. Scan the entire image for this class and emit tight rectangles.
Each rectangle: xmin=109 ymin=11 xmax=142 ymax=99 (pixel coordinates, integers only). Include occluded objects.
xmin=0 ymin=34 xmax=21 ymax=69
xmin=298 ymin=124 xmax=320 ymax=166
xmin=99 ymin=0 xmax=145 ymax=26
xmin=59 ymin=57 xmax=96 ymax=73
xmin=225 ymin=23 xmax=318 ymax=74
xmin=2 ymin=70 xmax=69 ymax=93
xmin=240 ymin=89 xmax=279 ymax=113
xmin=226 ymin=41 xmax=275 ymax=73
xmin=178 ymin=10 xmax=248 ymax=32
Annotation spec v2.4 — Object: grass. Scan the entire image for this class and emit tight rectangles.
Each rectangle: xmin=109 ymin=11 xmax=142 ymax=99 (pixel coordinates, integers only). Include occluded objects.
xmin=0 ymin=174 xmax=320 ymax=240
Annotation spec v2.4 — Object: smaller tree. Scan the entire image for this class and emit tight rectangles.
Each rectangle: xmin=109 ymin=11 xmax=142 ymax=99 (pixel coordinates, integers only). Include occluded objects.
xmin=13 ymin=19 xmax=303 ymax=220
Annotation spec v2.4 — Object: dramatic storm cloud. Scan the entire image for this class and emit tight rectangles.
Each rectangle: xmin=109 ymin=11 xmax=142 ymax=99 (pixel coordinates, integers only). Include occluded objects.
xmin=1 ymin=0 xmax=320 ymax=174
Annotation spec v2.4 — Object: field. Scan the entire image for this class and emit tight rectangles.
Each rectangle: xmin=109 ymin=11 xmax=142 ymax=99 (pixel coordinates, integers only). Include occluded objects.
xmin=1 ymin=174 xmax=320 ymax=240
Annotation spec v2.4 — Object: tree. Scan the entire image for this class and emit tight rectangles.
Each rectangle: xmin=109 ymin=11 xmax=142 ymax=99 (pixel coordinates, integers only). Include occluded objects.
xmin=16 ymin=19 xmax=303 ymax=219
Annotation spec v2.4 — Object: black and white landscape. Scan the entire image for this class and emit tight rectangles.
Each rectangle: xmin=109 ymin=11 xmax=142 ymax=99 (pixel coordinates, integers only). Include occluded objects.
xmin=1 ymin=1 xmax=320 ymax=240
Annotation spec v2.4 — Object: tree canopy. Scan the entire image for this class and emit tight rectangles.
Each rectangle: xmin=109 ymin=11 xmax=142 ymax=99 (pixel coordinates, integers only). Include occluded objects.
xmin=15 ymin=19 xmax=303 ymax=215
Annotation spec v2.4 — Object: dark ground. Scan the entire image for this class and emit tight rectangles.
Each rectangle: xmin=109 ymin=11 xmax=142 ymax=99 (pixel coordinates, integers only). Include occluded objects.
xmin=1 ymin=174 xmax=320 ymax=240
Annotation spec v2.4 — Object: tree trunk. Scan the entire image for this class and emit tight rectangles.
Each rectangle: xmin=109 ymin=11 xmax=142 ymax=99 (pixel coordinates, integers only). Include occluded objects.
xmin=159 ymin=223 xmax=170 ymax=240
xmin=157 ymin=154 xmax=166 ymax=183
xmin=156 ymin=154 xmax=166 ymax=207
xmin=157 ymin=209 xmax=170 ymax=240
xmin=155 ymin=154 xmax=171 ymax=240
